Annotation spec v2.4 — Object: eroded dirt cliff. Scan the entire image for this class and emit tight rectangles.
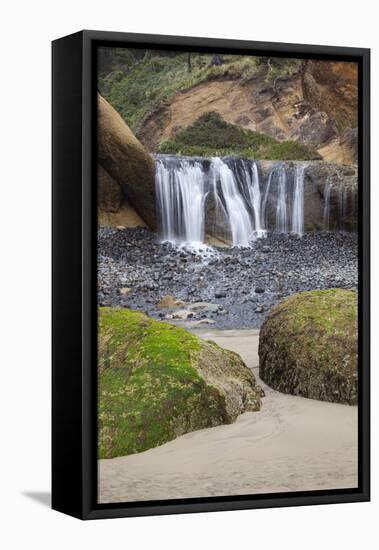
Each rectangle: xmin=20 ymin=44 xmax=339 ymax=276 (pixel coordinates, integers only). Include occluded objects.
xmin=137 ymin=60 xmax=357 ymax=164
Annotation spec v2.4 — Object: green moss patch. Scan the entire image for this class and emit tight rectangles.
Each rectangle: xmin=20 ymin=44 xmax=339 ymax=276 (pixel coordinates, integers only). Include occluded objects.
xmin=98 ymin=53 xmax=246 ymax=135
xmin=258 ymin=289 xmax=358 ymax=404
xmin=158 ymin=112 xmax=319 ymax=160
xmin=98 ymin=307 xmax=261 ymax=458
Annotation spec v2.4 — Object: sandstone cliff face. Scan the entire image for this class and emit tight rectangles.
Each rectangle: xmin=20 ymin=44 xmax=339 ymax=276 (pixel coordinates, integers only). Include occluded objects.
xmin=98 ymin=164 xmax=123 ymax=213
xmin=98 ymin=94 xmax=157 ymax=229
xmin=97 ymin=163 xmax=147 ymax=228
xmin=137 ymin=61 xmax=358 ymax=164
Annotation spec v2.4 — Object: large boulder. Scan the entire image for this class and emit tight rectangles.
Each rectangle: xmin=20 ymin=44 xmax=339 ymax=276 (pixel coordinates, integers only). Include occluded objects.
xmin=97 ymin=163 xmax=147 ymax=228
xmin=99 ymin=307 xmax=262 ymax=458
xmin=97 ymin=94 xmax=157 ymax=229
xmin=259 ymin=289 xmax=358 ymax=404
xmin=98 ymin=164 xmax=123 ymax=213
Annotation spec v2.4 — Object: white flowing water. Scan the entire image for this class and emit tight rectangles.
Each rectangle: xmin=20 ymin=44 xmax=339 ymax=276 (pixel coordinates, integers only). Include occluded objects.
xmin=210 ymin=158 xmax=254 ymax=247
xmin=155 ymin=158 xmax=206 ymax=244
xmin=261 ymin=170 xmax=274 ymax=228
xmin=291 ymin=164 xmax=305 ymax=236
xmin=155 ymin=156 xmax=315 ymax=248
xmin=323 ymin=182 xmax=331 ymax=229
xmin=247 ymin=161 xmax=265 ymax=237
xmin=276 ymin=166 xmax=288 ymax=233
xmin=338 ymin=186 xmax=348 ymax=231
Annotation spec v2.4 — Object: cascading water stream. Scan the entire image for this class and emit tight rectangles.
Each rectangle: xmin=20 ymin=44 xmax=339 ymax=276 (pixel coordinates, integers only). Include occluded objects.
xmin=210 ymin=158 xmax=254 ymax=247
xmin=291 ymin=164 xmax=305 ymax=236
xmin=276 ymin=165 xmax=288 ymax=233
xmin=323 ymin=182 xmax=331 ymax=230
xmin=261 ymin=170 xmax=273 ymax=228
xmin=154 ymin=156 xmax=317 ymax=248
xmin=338 ymin=186 xmax=348 ymax=231
xmin=247 ymin=161 xmax=265 ymax=237
xmin=155 ymin=158 xmax=206 ymax=243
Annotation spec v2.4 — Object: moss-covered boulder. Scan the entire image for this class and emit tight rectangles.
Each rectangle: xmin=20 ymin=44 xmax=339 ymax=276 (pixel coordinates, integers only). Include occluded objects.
xmin=99 ymin=307 xmax=262 ymax=458
xmin=259 ymin=289 xmax=358 ymax=404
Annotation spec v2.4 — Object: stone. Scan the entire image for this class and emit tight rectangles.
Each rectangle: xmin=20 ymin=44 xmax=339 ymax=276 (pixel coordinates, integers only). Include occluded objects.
xmin=97 ymin=94 xmax=156 ymax=229
xmin=97 ymin=164 xmax=123 ymax=212
xmin=119 ymin=287 xmax=131 ymax=295
xmin=98 ymin=307 xmax=261 ymax=458
xmin=291 ymin=111 xmax=338 ymax=149
xmin=171 ymin=310 xmax=194 ymax=320
xmin=188 ymin=302 xmax=220 ymax=313
xmin=157 ymin=295 xmax=185 ymax=308
xmin=259 ymin=289 xmax=358 ymax=404
xmin=188 ymin=319 xmax=216 ymax=327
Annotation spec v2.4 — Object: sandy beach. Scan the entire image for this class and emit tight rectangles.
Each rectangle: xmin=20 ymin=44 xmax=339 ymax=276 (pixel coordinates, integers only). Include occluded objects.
xmin=98 ymin=329 xmax=358 ymax=503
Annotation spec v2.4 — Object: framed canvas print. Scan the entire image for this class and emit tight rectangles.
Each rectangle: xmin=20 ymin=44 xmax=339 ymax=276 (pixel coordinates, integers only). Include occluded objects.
xmin=52 ymin=30 xmax=370 ymax=519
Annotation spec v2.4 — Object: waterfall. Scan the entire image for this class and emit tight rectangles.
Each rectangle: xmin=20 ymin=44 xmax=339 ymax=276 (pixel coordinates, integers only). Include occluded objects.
xmin=154 ymin=155 xmax=313 ymax=248
xmin=338 ymin=186 xmax=348 ymax=231
xmin=337 ymin=185 xmax=348 ymax=231
xmin=323 ymin=182 xmax=331 ymax=229
xmin=210 ymin=158 xmax=254 ymax=247
xmin=248 ymin=161 xmax=265 ymax=237
xmin=155 ymin=158 xmax=206 ymax=243
xmin=261 ymin=170 xmax=273 ymax=228
xmin=291 ymin=164 xmax=305 ymax=236
xmin=276 ymin=165 xmax=288 ymax=233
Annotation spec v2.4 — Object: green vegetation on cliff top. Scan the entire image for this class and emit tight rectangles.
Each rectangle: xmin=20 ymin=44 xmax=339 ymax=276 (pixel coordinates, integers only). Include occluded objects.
xmin=98 ymin=50 xmax=302 ymax=137
xmin=158 ymin=112 xmax=320 ymax=160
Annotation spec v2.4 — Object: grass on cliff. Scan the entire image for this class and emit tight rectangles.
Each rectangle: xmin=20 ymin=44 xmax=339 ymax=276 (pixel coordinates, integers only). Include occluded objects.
xmin=98 ymin=52 xmax=227 ymax=134
xmin=158 ymin=112 xmax=320 ymax=160
xmin=98 ymin=51 xmax=303 ymax=136
xmin=98 ymin=307 xmax=228 ymax=458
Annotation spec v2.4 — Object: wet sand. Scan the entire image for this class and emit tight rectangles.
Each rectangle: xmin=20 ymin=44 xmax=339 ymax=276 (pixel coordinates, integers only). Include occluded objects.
xmin=98 ymin=329 xmax=358 ymax=503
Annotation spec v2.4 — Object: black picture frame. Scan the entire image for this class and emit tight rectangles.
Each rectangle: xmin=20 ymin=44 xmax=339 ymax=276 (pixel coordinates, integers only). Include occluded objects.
xmin=52 ymin=30 xmax=370 ymax=520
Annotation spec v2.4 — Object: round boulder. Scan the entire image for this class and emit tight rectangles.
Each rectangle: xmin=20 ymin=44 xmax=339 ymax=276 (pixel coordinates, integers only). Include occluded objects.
xmin=99 ymin=307 xmax=262 ymax=458
xmin=259 ymin=289 xmax=357 ymax=404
